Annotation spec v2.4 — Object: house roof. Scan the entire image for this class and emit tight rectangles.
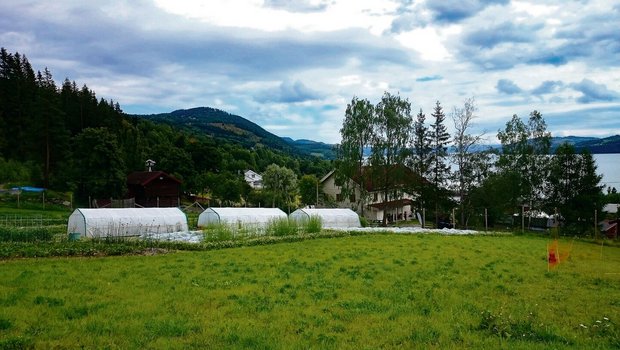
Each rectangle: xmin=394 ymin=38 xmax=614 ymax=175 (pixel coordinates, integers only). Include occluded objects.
xmin=601 ymin=222 xmax=617 ymax=232
xmin=127 ymin=171 xmax=181 ymax=186
xmin=319 ymin=169 xmax=335 ymax=183
xmin=369 ymin=198 xmax=414 ymax=209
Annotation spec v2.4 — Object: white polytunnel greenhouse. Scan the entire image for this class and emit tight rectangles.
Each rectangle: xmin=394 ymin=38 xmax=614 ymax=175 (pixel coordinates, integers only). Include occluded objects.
xmin=197 ymin=207 xmax=287 ymax=229
xmin=289 ymin=208 xmax=361 ymax=229
xmin=67 ymin=208 xmax=189 ymax=238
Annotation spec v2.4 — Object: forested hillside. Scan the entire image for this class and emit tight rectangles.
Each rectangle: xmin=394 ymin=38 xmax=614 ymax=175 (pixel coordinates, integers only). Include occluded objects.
xmin=573 ymin=135 xmax=620 ymax=154
xmin=139 ymin=107 xmax=298 ymax=154
xmin=0 ymin=48 xmax=331 ymax=205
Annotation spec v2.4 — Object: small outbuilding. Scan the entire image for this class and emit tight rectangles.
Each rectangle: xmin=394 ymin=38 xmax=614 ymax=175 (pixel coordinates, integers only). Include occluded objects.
xmin=289 ymin=208 xmax=361 ymax=229
xmin=600 ymin=219 xmax=619 ymax=239
xmin=126 ymin=170 xmax=181 ymax=207
xmin=197 ymin=207 xmax=287 ymax=229
xmin=67 ymin=208 xmax=188 ymax=238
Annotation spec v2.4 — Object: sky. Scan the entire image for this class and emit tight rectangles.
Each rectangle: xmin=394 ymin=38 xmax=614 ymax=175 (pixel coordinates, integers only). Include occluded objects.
xmin=1 ymin=0 xmax=619 ymax=144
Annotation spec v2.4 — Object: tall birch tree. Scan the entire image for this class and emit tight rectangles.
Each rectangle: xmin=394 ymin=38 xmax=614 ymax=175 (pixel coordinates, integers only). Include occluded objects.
xmin=335 ymin=97 xmax=374 ymax=215
xmin=370 ymin=92 xmax=413 ymax=226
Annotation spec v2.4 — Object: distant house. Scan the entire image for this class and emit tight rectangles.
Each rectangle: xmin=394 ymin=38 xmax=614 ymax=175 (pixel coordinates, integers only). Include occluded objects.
xmin=126 ymin=171 xmax=181 ymax=207
xmin=603 ymin=203 xmax=619 ymax=214
xmin=320 ymin=166 xmax=424 ymax=223
xmin=244 ymin=170 xmax=263 ymax=189
xmin=600 ymin=219 xmax=619 ymax=239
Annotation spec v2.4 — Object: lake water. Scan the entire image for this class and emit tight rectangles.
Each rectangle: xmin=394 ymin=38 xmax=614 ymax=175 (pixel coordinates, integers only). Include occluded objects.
xmin=593 ymin=153 xmax=620 ymax=191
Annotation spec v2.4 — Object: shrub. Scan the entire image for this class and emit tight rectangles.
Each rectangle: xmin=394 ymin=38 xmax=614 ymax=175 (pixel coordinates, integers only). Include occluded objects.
xmin=266 ymin=218 xmax=297 ymax=236
xmin=0 ymin=227 xmax=54 ymax=242
xmin=0 ymin=336 xmax=34 ymax=350
xmin=304 ymin=215 xmax=322 ymax=233
xmin=359 ymin=216 xmax=369 ymax=227
xmin=203 ymin=223 xmax=235 ymax=241
xmin=0 ymin=317 xmax=12 ymax=330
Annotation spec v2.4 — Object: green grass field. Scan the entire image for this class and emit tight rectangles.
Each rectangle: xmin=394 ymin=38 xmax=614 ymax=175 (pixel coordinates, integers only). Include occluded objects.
xmin=1 ymin=233 xmax=619 ymax=349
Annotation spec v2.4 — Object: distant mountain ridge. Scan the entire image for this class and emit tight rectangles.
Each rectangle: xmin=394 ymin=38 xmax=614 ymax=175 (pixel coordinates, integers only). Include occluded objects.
xmin=136 ymin=107 xmax=619 ymax=156
xmin=136 ymin=107 xmax=336 ymax=158
xmin=451 ymin=135 xmax=620 ymax=154
xmin=571 ymin=135 xmax=620 ymax=154
xmin=281 ymin=137 xmax=336 ymax=159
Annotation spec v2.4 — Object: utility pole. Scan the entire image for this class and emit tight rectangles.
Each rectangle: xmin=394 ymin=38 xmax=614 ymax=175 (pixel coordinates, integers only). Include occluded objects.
xmin=316 ymin=180 xmax=319 ymax=207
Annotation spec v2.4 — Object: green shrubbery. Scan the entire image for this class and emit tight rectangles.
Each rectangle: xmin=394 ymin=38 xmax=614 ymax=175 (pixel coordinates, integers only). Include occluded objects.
xmin=0 ymin=227 xmax=55 ymax=242
xmin=266 ymin=217 xmax=298 ymax=236
xmin=359 ymin=216 xmax=369 ymax=227
xmin=305 ymin=215 xmax=322 ymax=233
xmin=202 ymin=223 xmax=236 ymax=241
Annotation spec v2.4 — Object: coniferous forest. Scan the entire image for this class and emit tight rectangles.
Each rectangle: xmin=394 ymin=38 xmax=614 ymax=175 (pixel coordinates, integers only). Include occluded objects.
xmin=0 ymin=48 xmax=331 ymax=205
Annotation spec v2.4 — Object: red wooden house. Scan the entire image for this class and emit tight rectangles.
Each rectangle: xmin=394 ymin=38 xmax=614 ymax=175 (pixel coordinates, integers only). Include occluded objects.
xmin=126 ymin=171 xmax=181 ymax=207
xmin=600 ymin=219 xmax=619 ymax=239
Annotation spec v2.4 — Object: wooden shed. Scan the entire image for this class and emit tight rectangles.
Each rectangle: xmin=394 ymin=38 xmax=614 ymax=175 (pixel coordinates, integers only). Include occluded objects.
xmin=126 ymin=171 xmax=181 ymax=207
xmin=600 ymin=219 xmax=619 ymax=239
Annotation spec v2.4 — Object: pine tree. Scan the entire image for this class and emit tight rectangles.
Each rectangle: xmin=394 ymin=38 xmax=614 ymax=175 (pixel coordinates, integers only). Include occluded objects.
xmin=547 ymin=144 xmax=603 ymax=235
xmin=411 ymin=108 xmax=432 ymax=178
xmin=34 ymin=68 xmax=70 ymax=187
xmin=428 ymin=101 xmax=451 ymax=226
xmin=429 ymin=101 xmax=450 ymax=187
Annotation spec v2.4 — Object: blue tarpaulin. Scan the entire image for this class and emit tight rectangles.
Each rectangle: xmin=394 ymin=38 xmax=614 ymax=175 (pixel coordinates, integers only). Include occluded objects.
xmin=11 ymin=186 xmax=45 ymax=192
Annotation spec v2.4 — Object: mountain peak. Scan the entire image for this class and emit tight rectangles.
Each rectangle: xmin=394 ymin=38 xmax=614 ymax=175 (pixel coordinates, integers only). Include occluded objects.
xmin=136 ymin=106 xmax=338 ymax=158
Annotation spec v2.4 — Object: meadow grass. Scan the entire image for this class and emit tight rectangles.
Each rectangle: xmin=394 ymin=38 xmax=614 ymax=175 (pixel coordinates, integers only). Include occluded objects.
xmin=0 ymin=234 xmax=618 ymax=349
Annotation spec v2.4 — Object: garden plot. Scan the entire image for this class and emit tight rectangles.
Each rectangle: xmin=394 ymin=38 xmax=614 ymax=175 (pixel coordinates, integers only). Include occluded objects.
xmin=138 ymin=226 xmax=480 ymax=244
xmin=330 ymin=226 xmax=479 ymax=235
xmin=140 ymin=230 xmax=204 ymax=243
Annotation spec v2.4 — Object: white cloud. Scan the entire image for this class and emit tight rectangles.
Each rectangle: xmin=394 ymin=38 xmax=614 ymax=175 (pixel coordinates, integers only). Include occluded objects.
xmin=153 ymin=0 xmax=399 ymax=34
xmin=1 ymin=0 xmax=619 ymax=144
xmin=395 ymin=26 xmax=454 ymax=61
xmin=511 ymin=1 xmax=558 ymax=17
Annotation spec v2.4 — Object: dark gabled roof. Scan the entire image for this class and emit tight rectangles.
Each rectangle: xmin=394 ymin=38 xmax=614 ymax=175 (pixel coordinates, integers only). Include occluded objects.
xmin=369 ymin=198 xmax=414 ymax=209
xmin=126 ymin=171 xmax=182 ymax=186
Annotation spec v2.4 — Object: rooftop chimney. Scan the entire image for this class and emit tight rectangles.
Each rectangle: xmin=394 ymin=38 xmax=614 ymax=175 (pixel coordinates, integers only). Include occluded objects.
xmin=145 ymin=159 xmax=156 ymax=172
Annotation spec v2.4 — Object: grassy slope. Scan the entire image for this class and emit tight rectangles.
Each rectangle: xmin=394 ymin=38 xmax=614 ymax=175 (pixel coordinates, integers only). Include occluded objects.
xmin=0 ymin=234 xmax=618 ymax=349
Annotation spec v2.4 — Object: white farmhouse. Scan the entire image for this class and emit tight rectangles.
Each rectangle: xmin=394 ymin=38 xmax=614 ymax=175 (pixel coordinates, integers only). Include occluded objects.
xmin=244 ymin=170 xmax=263 ymax=189
xmin=320 ymin=165 xmax=423 ymax=223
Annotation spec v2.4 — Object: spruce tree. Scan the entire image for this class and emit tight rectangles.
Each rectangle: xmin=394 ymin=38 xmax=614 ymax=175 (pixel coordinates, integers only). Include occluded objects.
xmin=428 ymin=101 xmax=451 ymax=226
xmin=412 ymin=108 xmax=432 ymax=179
xmin=547 ymin=144 xmax=603 ymax=235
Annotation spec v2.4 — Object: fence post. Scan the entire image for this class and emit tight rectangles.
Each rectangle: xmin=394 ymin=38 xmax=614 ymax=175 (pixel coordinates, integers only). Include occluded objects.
xmin=485 ymin=208 xmax=488 ymax=232
xmin=594 ymin=209 xmax=598 ymax=239
xmin=521 ymin=205 xmax=525 ymax=234
xmin=452 ymin=208 xmax=455 ymax=228
xmin=422 ymin=208 xmax=425 ymax=229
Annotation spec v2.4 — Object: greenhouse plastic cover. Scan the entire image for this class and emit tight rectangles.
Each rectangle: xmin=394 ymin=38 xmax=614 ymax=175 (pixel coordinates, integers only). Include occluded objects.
xmin=67 ymin=208 xmax=188 ymax=238
xmin=198 ymin=207 xmax=287 ymax=228
xmin=289 ymin=208 xmax=361 ymax=229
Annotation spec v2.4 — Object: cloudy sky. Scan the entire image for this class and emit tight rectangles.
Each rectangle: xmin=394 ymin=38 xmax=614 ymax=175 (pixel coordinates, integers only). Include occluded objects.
xmin=1 ymin=0 xmax=619 ymax=144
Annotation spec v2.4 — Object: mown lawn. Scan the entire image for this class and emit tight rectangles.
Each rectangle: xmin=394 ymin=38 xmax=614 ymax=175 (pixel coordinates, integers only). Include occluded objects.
xmin=1 ymin=233 xmax=618 ymax=349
